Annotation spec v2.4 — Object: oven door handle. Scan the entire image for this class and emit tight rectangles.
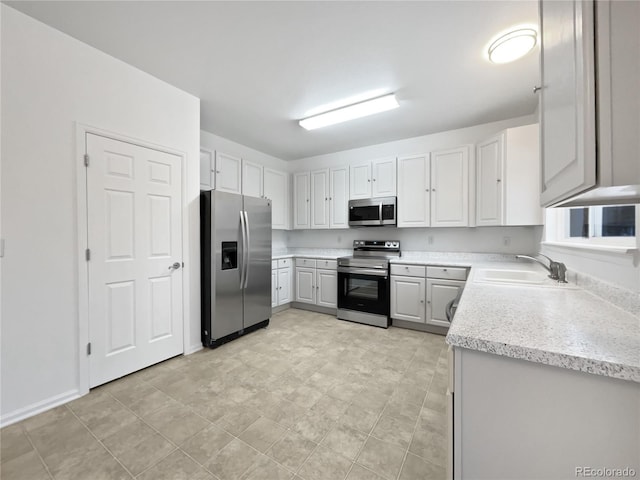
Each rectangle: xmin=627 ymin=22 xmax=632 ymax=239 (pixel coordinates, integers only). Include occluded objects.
xmin=338 ymin=266 xmax=388 ymax=276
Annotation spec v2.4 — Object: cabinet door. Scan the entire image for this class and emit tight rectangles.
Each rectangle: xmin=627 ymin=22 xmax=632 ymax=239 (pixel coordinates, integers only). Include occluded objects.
xmin=271 ymin=269 xmax=278 ymax=307
xmin=426 ymin=279 xmax=464 ymax=328
xmin=264 ymin=168 xmax=289 ymax=230
xmin=242 ymin=159 xmax=263 ymax=198
xmin=278 ymin=267 xmax=292 ymax=305
xmin=476 ymin=135 xmax=504 ymax=226
xmin=371 ymin=157 xmax=397 ymax=197
xmin=329 ymin=167 xmax=349 ymax=228
xmin=215 ymin=152 xmax=242 ymax=194
xmin=293 ymin=172 xmax=310 ymax=229
xmin=539 ymin=0 xmax=596 ymax=206
xmin=310 ymin=169 xmax=330 ymax=229
xmin=504 ymin=124 xmax=543 ymax=225
xmin=316 ymin=269 xmax=337 ymax=308
xmin=200 ymin=149 xmax=213 ymax=190
xmin=295 ymin=267 xmax=316 ymax=304
xmin=350 ymin=162 xmax=371 ymax=199
xmin=397 ymin=155 xmax=430 ymax=227
xmin=390 ymin=276 xmax=426 ymax=323
xmin=431 ymin=146 xmax=470 ymax=227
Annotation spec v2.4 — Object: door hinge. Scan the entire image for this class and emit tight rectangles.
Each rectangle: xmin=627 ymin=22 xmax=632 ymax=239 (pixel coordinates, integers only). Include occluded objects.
xmin=84 ymin=154 xmax=90 ymax=167
xmin=85 ymin=248 xmax=91 ymax=261
xmin=87 ymin=342 xmax=92 ymax=355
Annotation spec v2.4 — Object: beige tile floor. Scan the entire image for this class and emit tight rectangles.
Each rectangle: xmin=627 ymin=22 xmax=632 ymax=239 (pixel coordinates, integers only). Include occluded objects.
xmin=1 ymin=309 xmax=449 ymax=480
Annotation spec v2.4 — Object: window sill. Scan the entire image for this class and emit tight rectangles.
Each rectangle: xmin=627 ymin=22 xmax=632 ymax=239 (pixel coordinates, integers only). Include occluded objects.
xmin=541 ymin=241 xmax=638 ymax=256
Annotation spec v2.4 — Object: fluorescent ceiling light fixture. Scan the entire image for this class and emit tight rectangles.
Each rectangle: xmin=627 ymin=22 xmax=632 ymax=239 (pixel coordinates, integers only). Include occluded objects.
xmin=488 ymin=28 xmax=537 ymax=64
xmin=299 ymin=94 xmax=399 ymax=130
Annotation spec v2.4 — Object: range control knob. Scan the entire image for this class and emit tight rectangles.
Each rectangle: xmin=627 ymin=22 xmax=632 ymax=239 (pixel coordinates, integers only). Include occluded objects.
xmin=385 ymin=241 xmax=391 ymax=247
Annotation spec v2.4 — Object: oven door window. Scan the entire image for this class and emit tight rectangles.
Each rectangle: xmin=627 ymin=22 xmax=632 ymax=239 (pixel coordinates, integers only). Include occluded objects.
xmin=338 ymin=272 xmax=388 ymax=316
xmin=349 ymin=205 xmax=380 ymax=223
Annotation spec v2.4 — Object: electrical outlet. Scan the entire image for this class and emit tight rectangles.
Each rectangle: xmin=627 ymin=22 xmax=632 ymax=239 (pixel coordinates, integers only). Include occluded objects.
xmin=503 ymin=236 xmax=511 ymax=247
xmin=427 ymin=235 xmax=434 ymax=245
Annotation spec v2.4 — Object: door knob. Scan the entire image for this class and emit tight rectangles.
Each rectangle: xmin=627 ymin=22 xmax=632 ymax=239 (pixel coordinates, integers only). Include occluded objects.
xmin=169 ymin=262 xmax=181 ymax=270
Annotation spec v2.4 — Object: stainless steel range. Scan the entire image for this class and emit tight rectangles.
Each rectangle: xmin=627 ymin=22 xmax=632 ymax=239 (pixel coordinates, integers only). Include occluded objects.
xmin=337 ymin=240 xmax=400 ymax=328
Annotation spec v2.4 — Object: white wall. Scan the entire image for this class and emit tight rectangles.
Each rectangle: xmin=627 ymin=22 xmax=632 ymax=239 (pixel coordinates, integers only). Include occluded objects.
xmin=0 ymin=6 xmax=200 ymax=424
xmin=200 ymin=130 xmax=290 ymax=172
xmin=286 ymin=226 xmax=543 ymax=254
xmin=290 ymin=114 xmax=537 ymax=170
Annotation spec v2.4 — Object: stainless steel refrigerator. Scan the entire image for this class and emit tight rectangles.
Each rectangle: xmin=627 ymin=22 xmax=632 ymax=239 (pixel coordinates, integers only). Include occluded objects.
xmin=201 ymin=190 xmax=272 ymax=348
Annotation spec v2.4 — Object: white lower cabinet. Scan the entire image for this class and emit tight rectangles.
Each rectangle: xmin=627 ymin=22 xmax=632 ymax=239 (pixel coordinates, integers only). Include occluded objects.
xmin=426 ymin=278 xmax=464 ymax=328
xmin=295 ymin=266 xmax=316 ymax=304
xmin=272 ymin=259 xmax=292 ymax=308
xmin=390 ymin=276 xmax=426 ymax=323
xmin=390 ymin=264 xmax=467 ymax=329
xmin=294 ymin=258 xmax=337 ymax=308
xmin=316 ymin=269 xmax=337 ymax=308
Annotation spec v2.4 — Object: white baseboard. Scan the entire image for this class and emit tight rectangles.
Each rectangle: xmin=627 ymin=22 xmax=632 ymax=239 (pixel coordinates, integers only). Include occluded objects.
xmin=0 ymin=389 xmax=81 ymax=428
xmin=185 ymin=343 xmax=203 ymax=355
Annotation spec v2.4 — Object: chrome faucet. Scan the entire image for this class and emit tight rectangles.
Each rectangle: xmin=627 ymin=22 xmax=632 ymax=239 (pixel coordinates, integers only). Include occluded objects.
xmin=515 ymin=253 xmax=568 ymax=283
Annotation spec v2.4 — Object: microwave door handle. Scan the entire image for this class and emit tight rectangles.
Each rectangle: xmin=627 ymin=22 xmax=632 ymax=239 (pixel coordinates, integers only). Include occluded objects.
xmin=379 ymin=202 xmax=383 ymax=225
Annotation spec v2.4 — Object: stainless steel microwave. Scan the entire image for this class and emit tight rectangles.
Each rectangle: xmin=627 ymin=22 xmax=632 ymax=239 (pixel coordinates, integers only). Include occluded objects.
xmin=348 ymin=197 xmax=397 ymax=226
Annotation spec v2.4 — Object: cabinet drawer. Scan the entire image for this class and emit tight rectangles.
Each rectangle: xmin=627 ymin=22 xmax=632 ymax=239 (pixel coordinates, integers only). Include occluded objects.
xmin=316 ymin=259 xmax=337 ymax=270
xmin=272 ymin=260 xmax=278 ymax=269
xmin=278 ymin=258 xmax=291 ymax=268
xmin=391 ymin=264 xmax=426 ymax=277
xmin=427 ymin=266 xmax=468 ymax=281
xmin=295 ymin=258 xmax=317 ymax=268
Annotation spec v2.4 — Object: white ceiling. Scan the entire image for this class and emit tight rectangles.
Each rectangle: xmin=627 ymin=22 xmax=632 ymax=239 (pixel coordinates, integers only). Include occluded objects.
xmin=6 ymin=1 xmax=540 ymax=160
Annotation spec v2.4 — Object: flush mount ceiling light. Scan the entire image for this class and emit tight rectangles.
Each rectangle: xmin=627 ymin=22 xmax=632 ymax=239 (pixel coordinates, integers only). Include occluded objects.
xmin=299 ymin=94 xmax=399 ymax=130
xmin=488 ymin=28 xmax=537 ymax=64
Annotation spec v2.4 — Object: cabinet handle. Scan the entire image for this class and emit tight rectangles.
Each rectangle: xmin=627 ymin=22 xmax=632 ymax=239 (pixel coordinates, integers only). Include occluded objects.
xmin=427 ymin=300 xmax=431 ymax=304
xmin=443 ymin=268 xmax=447 ymax=271
xmin=367 ymin=179 xmax=371 ymax=182
xmin=420 ymin=299 xmax=424 ymax=303
xmin=373 ymin=178 xmax=376 ymax=182
xmin=325 ymin=197 xmax=328 ymax=201
xmin=329 ymin=197 xmax=332 ymax=200
xmin=306 ymin=198 xmax=309 ymax=202
xmin=216 ymin=170 xmax=220 ymax=174
xmin=432 ymin=188 xmax=436 ymax=192
xmin=533 ymin=86 xmax=542 ymax=94
xmin=425 ymin=188 xmax=430 ymax=192
xmin=497 ymin=179 xmax=501 ymax=183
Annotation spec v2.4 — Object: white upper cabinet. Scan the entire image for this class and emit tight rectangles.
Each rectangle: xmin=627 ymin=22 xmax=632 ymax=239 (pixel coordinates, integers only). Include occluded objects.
xmin=397 ymin=154 xmax=430 ymax=227
xmin=349 ymin=158 xmax=396 ymax=199
xmin=264 ymin=168 xmax=289 ymax=230
xmin=539 ymin=0 xmax=596 ymax=207
xmin=214 ymin=152 xmax=242 ymax=194
xmin=293 ymin=172 xmax=310 ymax=229
xmin=371 ymin=157 xmax=397 ymax=197
xmin=310 ymin=169 xmax=330 ymax=229
xmin=540 ymin=0 xmax=640 ymax=206
xmin=476 ymin=125 xmax=542 ymax=226
xmin=503 ymin=124 xmax=542 ymax=225
xmin=430 ymin=146 xmax=470 ymax=227
xmin=349 ymin=162 xmax=371 ymax=199
xmin=200 ymin=149 xmax=214 ymax=190
xmin=476 ymin=135 xmax=504 ymax=226
xmin=242 ymin=159 xmax=263 ymax=198
xmin=329 ymin=167 xmax=349 ymax=229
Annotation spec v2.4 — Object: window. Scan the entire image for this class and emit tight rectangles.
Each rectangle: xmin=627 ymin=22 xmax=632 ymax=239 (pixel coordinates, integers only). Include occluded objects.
xmin=546 ymin=204 xmax=637 ymax=249
xmin=568 ymin=206 xmax=636 ymax=239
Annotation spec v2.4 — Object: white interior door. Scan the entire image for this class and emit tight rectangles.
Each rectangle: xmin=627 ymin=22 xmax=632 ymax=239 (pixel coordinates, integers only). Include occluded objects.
xmin=86 ymin=133 xmax=183 ymax=388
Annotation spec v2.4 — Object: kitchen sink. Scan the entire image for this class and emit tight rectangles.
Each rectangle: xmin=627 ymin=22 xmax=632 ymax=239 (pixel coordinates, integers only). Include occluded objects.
xmin=472 ymin=267 xmax=578 ymax=288
xmin=474 ymin=268 xmax=548 ymax=284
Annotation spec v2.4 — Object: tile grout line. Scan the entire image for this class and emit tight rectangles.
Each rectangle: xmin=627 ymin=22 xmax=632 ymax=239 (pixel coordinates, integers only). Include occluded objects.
xmin=18 ymin=422 xmax=56 ymax=480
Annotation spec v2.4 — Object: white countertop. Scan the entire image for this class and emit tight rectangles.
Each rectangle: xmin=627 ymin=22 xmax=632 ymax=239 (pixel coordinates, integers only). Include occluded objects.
xmin=446 ymin=262 xmax=640 ymax=383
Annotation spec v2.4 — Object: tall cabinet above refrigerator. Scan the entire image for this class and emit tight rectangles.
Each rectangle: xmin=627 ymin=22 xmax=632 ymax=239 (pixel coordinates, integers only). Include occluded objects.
xmin=201 ymin=190 xmax=272 ymax=348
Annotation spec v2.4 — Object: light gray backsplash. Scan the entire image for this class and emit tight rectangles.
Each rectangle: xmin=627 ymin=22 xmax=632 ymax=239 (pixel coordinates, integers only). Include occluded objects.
xmin=283 ymin=226 xmax=543 ymax=254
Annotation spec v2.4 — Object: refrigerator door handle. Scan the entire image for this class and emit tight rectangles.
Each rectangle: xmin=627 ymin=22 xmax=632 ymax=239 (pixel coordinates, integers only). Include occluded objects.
xmin=240 ymin=210 xmax=247 ymax=289
xmin=243 ymin=210 xmax=251 ymax=289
